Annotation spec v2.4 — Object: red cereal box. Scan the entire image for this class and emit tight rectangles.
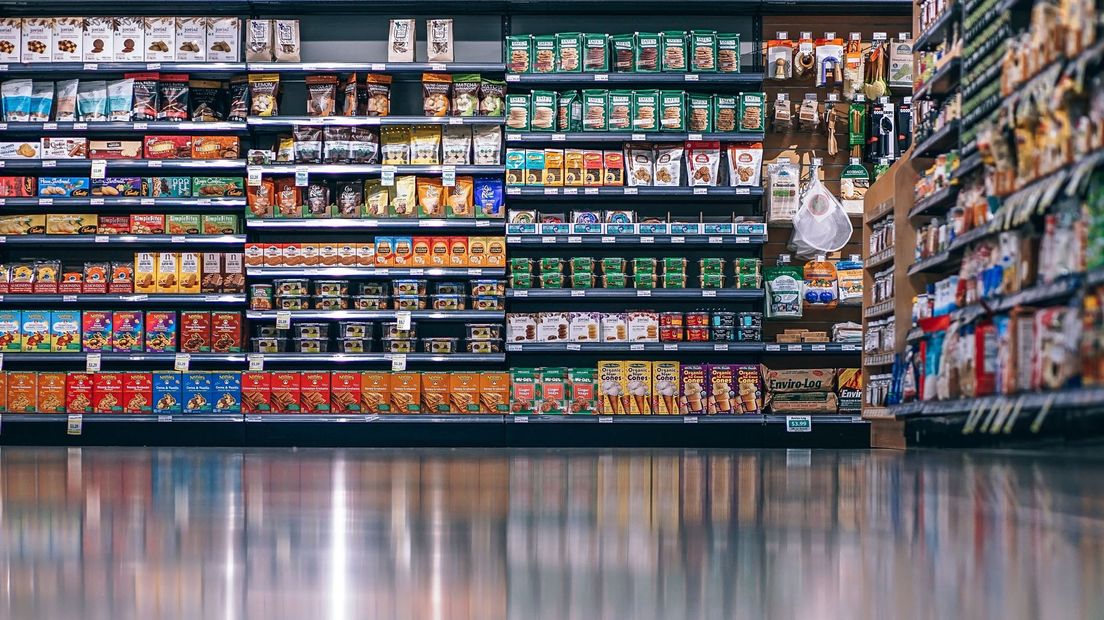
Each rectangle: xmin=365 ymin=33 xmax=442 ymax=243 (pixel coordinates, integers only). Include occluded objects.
xmin=244 ymin=243 xmax=264 ymax=267
xmin=123 ymin=372 xmax=153 ymax=413
xmin=210 ymin=311 xmax=241 ymax=352
xmin=270 ymin=371 xmax=301 ymax=413
xmin=300 ymin=371 xmax=331 ymax=413
xmin=65 ymin=372 xmax=93 ymax=413
xmin=242 ymin=371 xmax=271 ymax=414
xmin=263 ymin=243 xmax=284 ymax=266
xmin=331 ymin=371 xmax=361 ymax=413
xmin=144 ymin=135 xmax=193 ymax=159
xmin=0 ymin=177 xmax=35 ymax=197
xmin=180 ymin=311 xmax=211 ymax=352
xmin=92 ymin=372 xmax=124 ymax=413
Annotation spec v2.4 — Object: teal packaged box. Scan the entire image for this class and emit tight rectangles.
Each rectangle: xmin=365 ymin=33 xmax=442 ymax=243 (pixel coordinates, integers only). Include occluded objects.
xmin=21 ymin=310 xmax=51 ymax=352
xmin=153 ymin=372 xmax=183 ymax=414
xmin=50 ymin=310 xmax=80 ymax=352
xmin=183 ymin=371 xmax=213 ymax=414
xmin=505 ymin=149 xmax=526 ymax=186
xmin=212 ymin=372 xmax=242 ymax=414
xmin=144 ymin=176 xmax=192 ymax=197
xmin=0 ymin=310 xmax=20 ymax=352
xmin=525 ymin=149 xmax=545 ymax=186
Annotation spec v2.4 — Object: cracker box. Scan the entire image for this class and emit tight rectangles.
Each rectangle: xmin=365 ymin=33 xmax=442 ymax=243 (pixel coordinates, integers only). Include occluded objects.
xmin=81 ymin=310 xmax=111 ymax=352
xmin=179 ymin=252 xmax=201 ymax=294
xmin=167 ymin=214 xmax=201 ymax=235
xmin=301 ymin=371 xmax=331 ymax=413
xmin=82 ymin=17 xmax=113 ymax=62
xmin=652 ymin=361 xmax=680 ymax=415
xmin=144 ymin=17 xmax=175 ymax=62
xmin=1 ymin=142 xmax=40 ymax=159
xmin=597 ymin=360 xmax=626 ymax=414
xmin=21 ymin=18 xmax=52 ymax=63
xmin=146 ymin=176 xmax=191 ymax=197
xmin=241 ymin=371 xmax=271 ymax=413
xmin=0 ymin=18 xmax=21 ymax=63
xmin=680 ymin=363 xmax=707 ymax=414
xmin=212 ymin=372 xmax=241 ymax=414
xmin=37 ymin=372 xmax=66 ymax=413
xmin=180 ymin=311 xmax=211 ymax=353
xmin=192 ymin=177 xmax=244 ymax=197
xmin=183 ymin=371 xmax=213 ymax=414
xmin=7 ymin=372 xmax=37 ymax=413
xmin=50 ymin=310 xmax=80 ymax=352
xmin=97 ymin=215 xmax=131 ymax=235
xmin=479 ymin=371 xmax=510 ymax=414
xmin=134 ymin=252 xmax=157 ymax=293
xmin=360 ymin=371 xmax=391 ymax=414
xmin=123 ymin=372 xmax=153 ymax=414
xmin=705 ymin=364 xmax=735 ymax=414
xmin=21 ymin=310 xmax=50 ymax=352
xmin=421 ymin=372 xmax=451 ymax=413
xmin=211 ymin=311 xmax=242 ymax=353
xmin=144 ymin=311 xmax=177 ymax=353
xmin=46 ymin=214 xmax=97 ymax=235
xmin=156 ymin=252 xmax=179 ymax=293
xmin=450 ymin=371 xmax=482 ymax=414
xmin=537 ymin=367 xmax=567 ymax=414
xmin=93 ymin=373 xmax=124 ymax=413
xmin=509 ymin=368 xmax=539 ymax=414
xmin=38 ymin=177 xmax=90 ymax=197
xmin=175 ymin=17 xmax=206 ymax=62
xmin=390 ymin=372 xmax=421 ymax=413
xmin=88 ymin=140 xmax=142 ymax=159
xmin=625 ymin=361 xmax=652 ymax=414
xmin=41 ymin=137 xmax=88 ymax=159
xmin=65 ymin=372 xmax=93 ymax=413
xmin=837 ymin=368 xmax=862 ymax=412
xmin=90 ymin=175 xmax=141 ymax=196
xmin=130 ymin=214 xmax=165 ymax=234
xmin=192 ymin=136 xmax=240 ymax=159
xmin=152 ymin=372 xmax=183 ymax=414
xmin=202 ymin=214 xmax=238 ymax=235
xmin=270 ymin=371 xmax=301 ymax=413
xmin=0 ymin=310 xmax=21 ymax=352
xmin=113 ymin=16 xmax=143 ymax=62
xmin=330 ymin=371 xmax=361 ymax=413
xmin=144 ymin=135 xmax=191 ymax=159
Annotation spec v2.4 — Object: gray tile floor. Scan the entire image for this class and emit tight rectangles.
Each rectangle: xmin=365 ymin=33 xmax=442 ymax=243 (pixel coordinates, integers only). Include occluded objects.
xmin=0 ymin=446 xmax=1101 ymax=619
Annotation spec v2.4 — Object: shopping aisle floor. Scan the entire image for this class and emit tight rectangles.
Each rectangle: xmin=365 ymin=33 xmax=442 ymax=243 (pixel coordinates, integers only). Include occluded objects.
xmin=0 ymin=447 xmax=1101 ymax=620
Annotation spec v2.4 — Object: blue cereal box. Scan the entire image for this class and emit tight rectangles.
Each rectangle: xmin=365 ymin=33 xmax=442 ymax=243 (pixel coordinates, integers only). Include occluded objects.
xmin=0 ymin=310 xmax=21 ymax=351
xmin=50 ymin=310 xmax=80 ymax=352
xmin=183 ymin=371 xmax=213 ymax=414
xmin=21 ymin=310 xmax=50 ymax=351
xmin=211 ymin=372 xmax=242 ymax=414
xmin=152 ymin=372 xmax=183 ymax=414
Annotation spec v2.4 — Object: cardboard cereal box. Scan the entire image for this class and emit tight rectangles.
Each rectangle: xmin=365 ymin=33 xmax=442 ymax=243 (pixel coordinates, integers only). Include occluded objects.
xmin=242 ymin=371 xmax=271 ymax=414
xmin=212 ymin=372 xmax=241 ymax=414
xmin=509 ymin=368 xmax=539 ymax=414
xmin=652 ymin=361 xmax=680 ymax=415
xmin=330 ymin=372 xmax=361 ymax=413
xmin=50 ymin=310 xmax=80 ymax=352
xmin=93 ymin=373 xmax=124 ymax=413
xmin=479 ymin=371 xmax=510 ymax=414
xmin=270 ymin=371 xmax=301 ymax=413
xmin=123 ymin=372 xmax=153 ymax=414
xmin=180 ymin=311 xmax=211 ymax=352
xmin=680 ymin=364 xmax=707 ymax=414
xmin=82 ymin=310 xmax=112 ymax=352
xmin=360 ymin=371 xmax=391 ymax=414
xmin=211 ymin=311 xmax=242 ymax=352
xmin=65 ymin=372 xmax=92 ymax=413
xmin=144 ymin=311 xmax=177 ymax=352
xmin=597 ymin=360 xmax=626 ymax=414
xmin=389 ymin=371 xmax=421 ymax=413
xmin=301 ymin=371 xmax=331 ymax=413
xmin=449 ymin=371 xmax=481 ymax=414
xmin=626 ymin=361 xmax=652 ymax=414
xmin=183 ymin=371 xmax=213 ymax=413
xmin=36 ymin=372 xmax=65 ymax=413
xmin=152 ymin=372 xmax=182 ymax=414
xmin=421 ymin=372 xmax=451 ymax=413
xmin=0 ymin=310 xmax=21 ymax=351
xmin=111 ymin=311 xmax=143 ymax=352
xmin=21 ymin=310 xmax=50 ymax=352
xmin=7 ymin=372 xmax=37 ymax=413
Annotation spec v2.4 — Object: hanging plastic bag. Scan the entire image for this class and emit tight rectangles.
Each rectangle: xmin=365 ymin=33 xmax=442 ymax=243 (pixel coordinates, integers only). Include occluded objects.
xmin=789 ymin=161 xmax=853 ymax=259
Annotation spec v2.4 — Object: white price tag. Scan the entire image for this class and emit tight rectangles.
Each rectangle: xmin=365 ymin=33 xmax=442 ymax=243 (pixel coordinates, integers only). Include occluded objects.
xmin=684 ymin=74 xmax=699 ymax=81
xmin=43 ymin=122 xmax=57 ymax=130
xmin=174 ymin=353 xmax=190 ymax=372
xmin=640 ymin=236 xmax=654 ymax=244
xmin=766 ymin=344 xmax=781 ymax=351
xmin=371 ymin=63 xmax=386 ymax=71
xmin=67 ymin=414 xmax=83 ymax=436
xmin=584 ymin=187 xmax=599 ymax=195
xmin=702 ymin=290 xmax=717 ymax=297
xmin=552 ymin=133 xmax=566 ymax=141
xmin=636 ymin=289 xmax=652 ymax=297
xmin=447 ymin=117 xmax=463 ymax=125
xmin=147 ymin=159 xmax=162 ymax=168
xmin=467 ymin=267 xmax=483 ymax=274
xmin=248 ymin=354 xmax=264 ymax=371
xmin=86 ymin=353 xmax=101 ymax=373
xmin=850 ymin=32 xmax=861 ymax=41
xmin=391 ymin=354 xmax=407 ymax=371
xmin=430 ymin=63 xmax=447 ymax=71
xmin=630 ymin=344 xmax=644 ymax=351
xmin=90 ymin=160 xmax=107 ymax=180
xmin=42 ymin=160 xmax=56 ymax=168
xmin=812 ymin=344 xmax=826 ymax=351
xmin=442 ymin=166 xmax=456 ymax=187
xmin=247 ymin=167 xmax=262 ymax=186
xmin=671 ymin=236 xmax=685 ymax=244
xmin=140 ymin=197 xmax=154 ymax=205
xmin=873 ymin=32 xmax=887 ymax=41
xmin=245 ymin=415 xmax=262 ymax=422
xmin=544 ymin=187 xmax=558 ymax=195
xmin=541 ymin=236 xmax=556 ymax=243
xmin=734 ymin=237 xmax=749 ymax=244
xmin=566 ymin=343 xmax=581 ymax=351
xmin=513 ymin=289 xmax=528 ymax=298
xmin=40 ymin=198 xmax=53 ymax=206
xmin=663 ymin=343 xmax=678 ymax=351
xmin=0 ymin=352 xmax=4 ymax=371
xmin=708 ymin=236 xmax=722 ymax=244
xmin=294 ymin=167 xmax=309 ymax=187
xmin=133 ymin=121 xmax=148 ymax=130
xmin=570 ymin=290 xmax=585 ymax=297
xmin=395 ymin=310 xmax=412 ymax=331
xmin=158 ymin=415 xmax=172 ymax=422
xmin=567 ymin=235 xmax=582 ymax=244
xmin=276 ymin=310 xmax=291 ymax=330
xmin=90 ymin=198 xmax=104 ymax=206
xmin=623 ymin=187 xmax=638 ymax=195
xmin=684 ymin=416 xmax=698 ymax=423
xmin=598 ymin=416 xmax=613 ymax=423
xmin=600 ymin=236 xmax=615 ymax=244
xmin=171 ymin=235 xmax=186 ymax=243
xmin=514 ymin=415 xmax=529 ymax=423
xmin=62 ymin=295 xmax=78 ymax=303
xmin=381 ymin=166 xmax=396 ymax=186
xmin=409 ymin=268 xmax=424 ymax=275
xmin=713 ymin=344 xmax=728 ymax=351
xmin=506 ymin=74 xmax=520 ymax=82
xmin=788 ymin=344 xmax=803 ymax=351
xmin=693 ymin=187 xmax=707 ymax=195
xmin=594 ymin=74 xmax=608 ymax=81
xmin=777 ymin=31 xmax=789 ymax=39
xmin=506 ymin=187 xmax=520 ymax=195
xmin=631 ymin=133 xmax=646 ymax=141
xmin=688 ymin=133 xmax=703 ymax=140
xmin=73 ymin=122 xmax=86 ymax=130
xmin=146 ymin=63 xmax=161 ymax=70
xmin=563 ymin=187 xmax=578 ymax=195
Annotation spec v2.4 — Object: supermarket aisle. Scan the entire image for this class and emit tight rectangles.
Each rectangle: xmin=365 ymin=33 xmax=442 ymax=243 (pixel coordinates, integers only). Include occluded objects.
xmin=0 ymin=447 xmax=1101 ymax=620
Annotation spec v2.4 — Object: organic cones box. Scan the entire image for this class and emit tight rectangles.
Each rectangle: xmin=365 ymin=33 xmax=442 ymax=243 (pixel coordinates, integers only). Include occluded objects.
xmin=652 ymin=361 xmax=679 ymax=414
xmin=735 ymin=364 xmax=762 ymax=413
xmin=680 ymin=364 xmax=707 ymax=414
xmin=597 ymin=360 xmax=626 ymax=414
xmin=706 ymin=364 xmax=734 ymax=414
xmin=626 ymin=361 xmax=652 ymax=414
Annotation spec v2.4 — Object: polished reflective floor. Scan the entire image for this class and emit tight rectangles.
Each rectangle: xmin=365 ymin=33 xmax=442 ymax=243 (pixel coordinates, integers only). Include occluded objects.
xmin=0 ymin=447 xmax=1102 ymax=620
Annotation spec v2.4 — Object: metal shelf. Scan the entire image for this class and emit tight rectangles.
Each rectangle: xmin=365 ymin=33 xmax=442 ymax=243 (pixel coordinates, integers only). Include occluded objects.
xmin=246 ymin=310 xmax=503 ymax=321
xmin=864 ymin=198 xmax=895 ymax=224
xmin=0 ymin=159 xmax=245 ymax=171
xmin=248 ymin=116 xmax=504 ymax=129
xmin=914 ymin=57 xmax=962 ymax=100
xmin=908 ymin=184 xmax=960 ymax=218
xmin=2 ymin=414 xmax=244 ymax=423
xmin=507 ymin=234 xmax=766 ymax=247
xmin=508 ymin=288 xmax=764 ymax=300
xmin=0 ymin=352 xmax=244 ymax=364
xmin=505 ymin=131 xmax=765 ymax=143
xmin=506 ymin=72 xmax=763 ymax=86
xmin=0 ymin=234 xmax=244 ymax=247
xmin=953 ymin=151 xmax=984 ymax=179
xmin=913 ymin=121 xmax=960 ymax=158
xmin=252 ymin=164 xmax=503 ymax=175
xmin=247 ymin=266 xmax=503 ymax=278
xmin=907 ymin=251 xmax=954 ymax=276
xmin=506 ymin=186 xmax=763 ymax=199
xmin=246 ymin=218 xmax=503 ymax=230
xmin=507 ymin=342 xmax=860 ymax=353
xmin=0 ymin=294 xmax=244 ymax=305
xmin=914 ymin=2 xmax=961 ymax=51
xmin=0 ymin=121 xmax=247 ymax=134
xmin=250 ymin=353 xmax=505 ymax=365
xmin=0 ymin=197 xmax=244 ymax=210
xmin=864 ymin=299 xmax=895 ymax=319
xmin=248 ymin=62 xmax=506 ymax=74
xmin=0 ymin=61 xmax=245 ymax=75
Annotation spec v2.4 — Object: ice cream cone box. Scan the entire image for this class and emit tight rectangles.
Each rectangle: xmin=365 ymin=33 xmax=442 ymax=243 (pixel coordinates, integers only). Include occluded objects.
xmin=182 ymin=371 xmax=213 ymax=414
xmin=567 ymin=367 xmax=597 ymax=414
xmin=300 ymin=371 xmax=331 ymax=413
xmin=479 ymin=371 xmax=510 ymax=414
xmin=93 ymin=372 xmax=124 ymax=413
xmin=389 ymin=371 xmax=421 ymax=413
xmin=652 ymin=361 xmax=680 ymax=414
xmin=241 ymin=371 xmax=271 ymax=414
xmin=122 ymin=372 xmax=152 ymax=414
xmin=7 ymin=372 xmax=37 ymax=413
xmin=65 ymin=372 xmax=92 ymax=413
xmin=597 ymin=360 xmax=627 ymax=414
xmin=450 ymin=372 xmax=482 ymax=414
xmin=538 ymin=367 xmax=567 ymax=414
xmin=360 ymin=371 xmax=392 ymax=414
xmin=212 ymin=372 xmax=241 ymax=414
xmin=36 ymin=372 xmax=65 ymax=413
xmin=680 ymin=364 xmax=707 ymax=414
xmin=509 ymin=368 xmax=540 ymax=414
xmin=706 ymin=364 xmax=735 ymax=414
xmin=837 ymin=368 xmax=862 ymax=412
xmin=270 ymin=371 xmax=301 ymax=413
xmin=421 ymin=371 xmax=452 ymax=413
xmin=152 ymin=372 xmax=182 ymax=414
xmin=734 ymin=364 xmax=762 ymax=413
xmin=625 ymin=361 xmax=652 ymax=414
xmin=330 ymin=371 xmax=361 ymax=413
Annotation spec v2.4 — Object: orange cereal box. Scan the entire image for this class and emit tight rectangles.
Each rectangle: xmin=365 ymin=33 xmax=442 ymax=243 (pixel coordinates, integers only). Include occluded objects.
xmin=389 ymin=371 xmax=421 ymax=413
xmin=361 ymin=371 xmax=391 ymax=414
xmin=8 ymin=372 xmax=37 ymax=413
xmin=421 ymin=371 xmax=451 ymax=413
xmin=479 ymin=371 xmax=510 ymax=414
xmin=449 ymin=371 xmax=481 ymax=414
xmin=37 ymin=372 xmax=66 ymax=413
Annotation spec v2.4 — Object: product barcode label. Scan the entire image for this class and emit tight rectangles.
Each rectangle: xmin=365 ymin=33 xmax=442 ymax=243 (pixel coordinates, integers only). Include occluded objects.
xmin=713 ymin=343 xmax=728 ymax=351
xmin=158 ymin=415 xmax=172 ymax=422
xmin=702 ymin=290 xmax=717 ymax=297
xmin=566 ymin=343 xmax=581 ymax=350
xmin=42 ymin=160 xmax=56 ymax=168
xmin=441 ymin=166 xmax=456 ymax=187
xmin=247 ymin=167 xmax=262 ymax=186
xmin=91 ymin=160 xmax=106 ymax=179
xmin=598 ymin=416 xmax=613 ymax=423
xmin=671 ymin=236 xmax=685 ymax=243
xmin=636 ymin=289 xmax=651 ymax=297
xmin=552 ymin=134 xmax=566 ymax=141
xmin=567 ymin=236 xmax=582 ymax=244
xmin=630 ymin=344 xmax=644 ymax=351
xmin=663 ymin=343 xmax=677 ymax=351
xmin=684 ymin=416 xmax=698 ymax=423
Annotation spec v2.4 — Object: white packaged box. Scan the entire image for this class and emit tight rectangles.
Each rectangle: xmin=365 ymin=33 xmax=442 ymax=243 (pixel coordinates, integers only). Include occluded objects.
xmin=113 ymin=17 xmax=144 ymax=62
xmin=0 ymin=18 xmax=20 ymax=63
xmin=51 ymin=17 xmax=83 ymax=62
xmin=206 ymin=17 xmax=240 ymax=62
xmin=20 ymin=18 xmax=52 ymax=63
xmin=0 ymin=142 xmax=41 ymax=159
xmin=83 ymin=17 xmax=114 ymax=62
xmin=507 ymin=313 xmax=537 ymax=342
xmin=144 ymin=17 xmax=175 ymax=62
xmin=601 ymin=313 xmax=627 ymax=342
xmin=175 ymin=17 xmax=206 ymax=61
xmin=40 ymin=137 xmax=88 ymax=159
xmin=568 ymin=312 xmax=601 ymax=342
xmin=537 ymin=312 xmax=569 ymax=342
xmin=627 ymin=311 xmax=659 ymax=342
